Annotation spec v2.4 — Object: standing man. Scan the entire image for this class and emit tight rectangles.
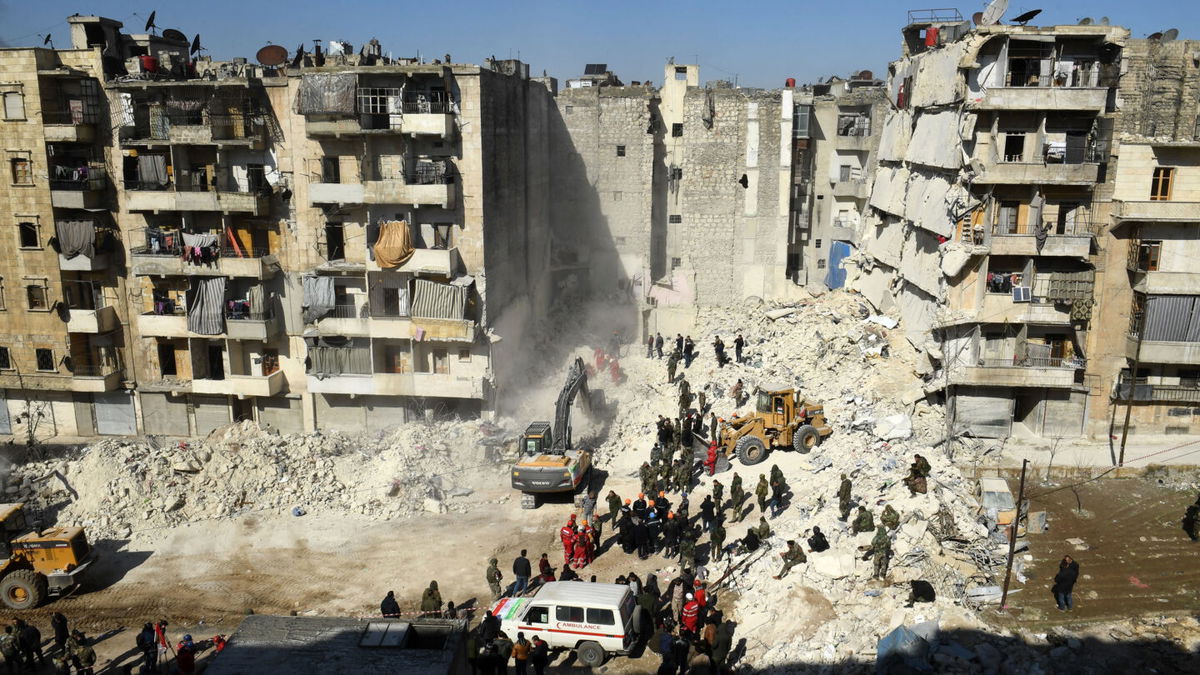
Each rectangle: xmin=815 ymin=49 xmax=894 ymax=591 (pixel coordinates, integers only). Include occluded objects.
xmin=712 ymin=479 xmax=725 ymax=513
xmin=512 ymin=632 xmax=531 ymax=675
xmin=50 ymin=613 xmax=68 ymax=656
xmin=734 ymin=333 xmax=745 ymax=363
xmin=420 ymin=581 xmax=443 ymax=615
xmin=683 ymin=336 xmax=695 ymax=368
xmin=581 ymin=490 xmax=596 ymax=525
xmin=1053 ymin=555 xmax=1080 ymax=611
xmin=700 ymin=495 xmax=716 ymax=532
xmin=730 ymin=473 xmax=745 ymax=522
xmin=513 ymin=551 xmax=534 ymax=595
xmin=606 ymin=489 xmax=623 ymax=524
xmin=837 ymin=474 xmax=853 ymax=521
xmin=530 ymin=635 xmax=550 ymax=675
xmin=486 ymin=559 xmax=504 ymax=599
xmin=646 ymin=333 xmax=654 ymax=358
xmin=871 ymin=527 xmax=892 ymax=579
xmin=655 ymin=332 xmax=665 ymax=359
xmin=755 ymin=474 xmax=769 ymax=514
xmin=560 ymin=516 xmax=577 ymax=565
xmin=667 ymin=349 xmax=680 ymax=383
xmin=710 ymin=521 xmax=727 ymax=562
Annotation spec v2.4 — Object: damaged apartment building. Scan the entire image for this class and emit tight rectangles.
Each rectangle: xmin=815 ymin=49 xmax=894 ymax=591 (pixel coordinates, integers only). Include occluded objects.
xmin=0 ymin=15 xmax=556 ymax=437
xmin=847 ymin=10 xmax=1125 ymax=438
xmin=551 ymin=62 xmax=888 ymax=333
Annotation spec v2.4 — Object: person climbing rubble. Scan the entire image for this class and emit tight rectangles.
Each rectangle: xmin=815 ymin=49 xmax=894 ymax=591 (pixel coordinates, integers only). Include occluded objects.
xmin=667 ymin=349 xmax=681 ymax=383
xmin=870 ymin=527 xmax=892 ymax=579
xmin=683 ymin=335 xmax=696 ymax=367
xmin=713 ymin=336 xmax=727 ymax=367
xmin=773 ymin=540 xmax=807 ymax=579
xmin=655 ymin=332 xmax=664 ymax=359
xmin=837 ymin=474 xmax=853 ymax=521
xmin=730 ymin=379 xmax=744 ymax=405
xmin=852 ymin=506 xmax=875 ymax=534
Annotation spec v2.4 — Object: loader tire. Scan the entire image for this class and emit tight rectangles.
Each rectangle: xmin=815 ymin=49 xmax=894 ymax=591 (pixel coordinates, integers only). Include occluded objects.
xmin=735 ymin=436 xmax=768 ymax=466
xmin=793 ymin=425 xmax=820 ymax=454
xmin=1 ymin=569 xmax=45 ymax=610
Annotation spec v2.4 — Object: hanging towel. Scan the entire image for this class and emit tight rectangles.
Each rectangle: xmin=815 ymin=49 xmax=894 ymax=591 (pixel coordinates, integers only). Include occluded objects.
xmin=56 ymin=220 xmax=96 ymax=259
xmin=248 ymin=285 xmax=266 ymax=317
xmin=186 ymin=277 xmax=226 ymax=335
xmin=302 ymin=275 xmax=335 ymax=323
xmin=373 ymin=220 xmax=415 ymax=269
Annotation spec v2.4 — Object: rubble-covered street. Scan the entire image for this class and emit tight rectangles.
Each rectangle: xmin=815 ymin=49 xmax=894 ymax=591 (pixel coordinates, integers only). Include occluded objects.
xmin=5 ymin=292 xmax=1199 ymax=673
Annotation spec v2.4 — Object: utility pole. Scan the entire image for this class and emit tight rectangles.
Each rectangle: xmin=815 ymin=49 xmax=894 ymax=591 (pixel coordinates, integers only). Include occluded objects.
xmin=1000 ymin=458 xmax=1028 ymax=610
xmin=1118 ymin=297 xmax=1149 ymax=466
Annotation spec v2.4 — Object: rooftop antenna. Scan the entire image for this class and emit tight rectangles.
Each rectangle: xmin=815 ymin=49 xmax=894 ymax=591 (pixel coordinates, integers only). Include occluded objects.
xmin=1011 ymin=9 xmax=1042 ymax=26
xmin=980 ymin=0 xmax=1008 ymax=26
xmin=144 ymin=10 xmax=157 ymax=35
xmin=40 ymin=33 xmax=53 ymax=49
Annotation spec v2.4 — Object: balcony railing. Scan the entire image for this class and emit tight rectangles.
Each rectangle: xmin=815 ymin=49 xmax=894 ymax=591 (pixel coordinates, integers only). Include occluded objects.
xmin=220 ymin=246 xmax=271 ymax=259
xmin=225 ymin=306 xmax=274 ymax=321
xmin=979 ymin=356 xmax=1087 ymax=369
xmin=326 ymin=303 xmax=370 ymax=319
xmin=1116 ymin=377 xmax=1200 ymax=404
xmin=907 ymin=8 xmax=963 ymax=23
xmin=125 ymin=180 xmax=172 ymax=191
xmin=402 ymin=100 xmax=452 ymax=114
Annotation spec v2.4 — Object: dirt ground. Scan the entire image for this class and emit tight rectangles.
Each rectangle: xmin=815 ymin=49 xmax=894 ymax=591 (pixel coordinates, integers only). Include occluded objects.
xmin=988 ymin=476 xmax=1200 ymax=630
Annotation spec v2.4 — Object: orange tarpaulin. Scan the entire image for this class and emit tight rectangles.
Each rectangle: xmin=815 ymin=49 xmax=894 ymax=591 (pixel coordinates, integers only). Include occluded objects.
xmin=373 ymin=220 xmax=414 ymax=269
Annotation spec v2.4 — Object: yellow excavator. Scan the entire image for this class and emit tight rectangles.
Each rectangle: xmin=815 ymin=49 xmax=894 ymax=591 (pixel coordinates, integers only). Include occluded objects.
xmin=511 ymin=357 xmax=599 ymax=509
xmin=0 ymin=503 xmax=96 ymax=609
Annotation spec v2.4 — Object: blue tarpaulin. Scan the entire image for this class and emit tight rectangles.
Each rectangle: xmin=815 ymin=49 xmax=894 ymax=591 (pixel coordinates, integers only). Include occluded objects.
xmin=825 ymin=241 xmax=853 ymax=289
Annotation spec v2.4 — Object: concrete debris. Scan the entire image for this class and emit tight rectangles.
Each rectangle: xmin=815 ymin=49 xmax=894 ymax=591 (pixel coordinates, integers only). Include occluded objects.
xmin=865 ymin=314 xmax=899 ymax=329
xmin=764 ymin=307 xmax=799 ymax=320
xmin=874 ymin=413 xmax=914 ymax=441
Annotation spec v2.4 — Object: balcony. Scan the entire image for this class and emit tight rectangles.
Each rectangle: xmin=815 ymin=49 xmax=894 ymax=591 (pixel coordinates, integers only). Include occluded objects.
xmin=831 ymin=179 xmax=870 ymax=199
xmin=124 ymin=183 xmax=269 ymax=215
xmin=401 ymin=111 xmax=455 ymax=137
xmin=49 ymin=169 xmax=107 ymax=209
xmin=66 ymin=306 xmax=119 ymax=334
xmin=0 ymin=365 xmax=124 ymax=393
xmin=138 ymin=311 xmax=189 ymax=338
xmin=973 ymin=160 xmax=1100 ymax=185
xmin=412 ymin=317 xmax=475 ymax=342
xmin=988 ymin=233 xmax=1092 ymax=258
xmin=43 ymin=123 xmax=95 ymax=143
xmin=977 ymin=294 xmax=1074 ymax=325
xmin=306 ymin=101 xmax=455 ymax=138
xmin=59 ymin=252 xmax=112 ymax=272
xmin=306 ymin=372 xmax=375 ymax=396
xmin=971 ymin=87 xmax=1108 ymax=111
xmin=191 ymin=370 xmax=285 ymax=397
xmin=130 ymin=246 xmax=278 ymax=279
xmin=123 ymin=114 xmax=266 ymax=149
xmin=1116 ymin=378 xmax=1200 ymax=404
xmin=1131 ymin=271 xmax=1200 ymax=295
xmin=1125 ymin=335 xmax=1200 ymax=366
xmin=308 ymin=181 xmax=365 ymax=205
xmin=312 ymin=303 xmax=371 ymax=337
xmin=950 ymin=357 xmax=1086 ymax=389
xmin=1111 ymin=200 xmax=1199 ymax=224
xmin=225 ymin=309 xmax=281 ymax=341
xmin=374 ymin=372 xmax=486 ymax=398
xmin=367 ymin=314 xmax=413 ymax=338
xmin=366 ymin=247 xmax=461 ymax=275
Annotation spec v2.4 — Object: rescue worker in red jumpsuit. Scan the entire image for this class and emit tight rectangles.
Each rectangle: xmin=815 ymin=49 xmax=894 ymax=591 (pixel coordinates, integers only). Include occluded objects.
xmin=582 ymin=520 xmax=597 ymax=564
xmin=681 ymin=593 xmax=701 ymax=637
xmin=704 ymin=440 xmax=719 ymax=476
xmin=560 ymin=515 xmax=577 ymax=565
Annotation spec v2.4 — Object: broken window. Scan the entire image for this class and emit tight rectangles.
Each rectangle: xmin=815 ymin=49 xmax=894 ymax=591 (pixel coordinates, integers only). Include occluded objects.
xmin=1137 ymin=241 xmax=1161 ymax=271
xmin=432 ymin=349 xmax=449 ymax=375
xmin=987 ymin=271 xmax=1021 ymax=294
xmin=837 ymin=113 xmax=869 ymax=136
xmin=1055 ymin=203 xmax=1080 ymax=234
xmin=321 ymin=157 xmax=341 ymax=184
xmin=674 ymin=67 xmax=688 ymax=81
xmin=3 ymin=91 xmax=25 ymax=120
xmin=1002 ymin=134 xmax=1026 ymax=162
xmin=35 ymin=348 xmax=54 ymax=372
xmin=10 ymin=156 xmax=31 ymax=185
xmin=158 ymin=342 xmax=177 ymax=377
xmin=672 ymin=123 xmax=683 ymax=137
xmin=25 ymin=283 xmax=47 ymax=309
xmin=17 ymin=221 xmax=39 ymax=248
xmin=458 ymin=348 xmax=471 ymax=363
xmin=433 ymin=223 xmax=452 ymax=249
xmin=1151 ymin=167 xmax=1174 ymax=201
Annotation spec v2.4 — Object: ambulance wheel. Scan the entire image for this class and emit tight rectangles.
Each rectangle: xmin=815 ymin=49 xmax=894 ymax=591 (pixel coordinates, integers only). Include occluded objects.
xmin=576 ymin=640 xmax=606 ymax=667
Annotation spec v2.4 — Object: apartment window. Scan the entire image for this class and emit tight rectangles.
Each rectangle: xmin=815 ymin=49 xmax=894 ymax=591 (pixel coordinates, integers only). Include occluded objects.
xmin=1137 ymin=241 xmax=1162 ymax=271
xmin=669 ymin=215 xmax=682 ymax=224
xmin=616 ymin=145 xmax=626 ymax=157
xmin=433 ymin=223 xmax=452 ymax=249
xmin=1150 ymin=167 xmax=1174 ymax=201
xmin=815 ymin=239 xmax=823 ymax=249
xmin=817 ymin=259 xmax=826 ymax=269
xmin=35 ymin=348 xmax=54 ymax=372
xmin=158 ymin=342 xmax=177 ymax=377
xmin=997 ymin=201 xmax=1020 ymax=235
xmin=1003 ymin=134 xmax=1026 ymax=162
xmin=671 ymin=257 xmax=682 ymax=269
xmin=458 ymin=349 xmax=471 ymax=363
xmin=564 ymin=105 xmax=573 ymax=114
xmin=1180 ymin=369 xmax=1200 ymax=388
xmin=838 ymin=165 xmax=852 ymax=182
xmin=0 ymin=346 xmax=9 ymax=370
xmin=26 ymin=282 xmax=48 ymax=310
xmin=262 ymin=349 xmax=280 ymax=375
xmin=675 ymin=67 xmax=688 ymax=81
xmin=672 ymin=123 xmax=683 ymax=137
xmin=432 ymin=349 xmax=449 ymax=375
xmin=2 ymin=91 xmax=24 ymax=120
xmin=17 ymin=221 xmax=39 ymax=249
xmin=10 ymin=156 xmax=32 ymax=185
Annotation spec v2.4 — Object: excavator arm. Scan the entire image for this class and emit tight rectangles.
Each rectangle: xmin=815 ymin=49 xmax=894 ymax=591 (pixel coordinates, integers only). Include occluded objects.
xmin=552 ymin=357 xmax=591 ymax=452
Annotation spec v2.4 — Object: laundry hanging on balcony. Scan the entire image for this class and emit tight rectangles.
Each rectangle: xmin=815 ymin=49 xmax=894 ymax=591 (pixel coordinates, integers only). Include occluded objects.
xmin=373 ymin=220 xmax=415 ymax=269
xmin=412 ymin=278 xmax=468 ymax=320
xmin=55 ymin=220 xmax=96 ymax=259
xmin=186 ymin=277 xmax=226 ymax=335
xmin=306 ymin=337 xmax=371 ymax=377
xmin=137 ymin=153 xmax=169 ymax=187
xmin=181 ymin=232 xmax=220 ymax=265
xmin=302 ymin=275 xmax=335 ymax=323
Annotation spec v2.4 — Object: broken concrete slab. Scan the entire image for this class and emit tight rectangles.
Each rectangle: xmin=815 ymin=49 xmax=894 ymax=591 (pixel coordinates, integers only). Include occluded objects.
xmin=874 ymin=414 xmax=914 ymax=441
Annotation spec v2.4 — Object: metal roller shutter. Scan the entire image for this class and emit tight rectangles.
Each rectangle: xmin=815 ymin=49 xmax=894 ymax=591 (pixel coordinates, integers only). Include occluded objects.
xmin=316 ymin=394 xmax=366 ymax=433
xmin=193 ymin=395 xmax=231 ymax=436
xmin=0 ymin=391 xmax=10 ymax=435
xmin=364 ymin=396 xmax=407 ymax=432
xmin=257 ymin=397 xmax=304 ymax=435
xmin=94 ymin=392 xmax=137 ymax=435
xmin=141 ymin=392 xmax=189 ymax=436
xmin=1042 ymin=391 xmax=1086 ymax=437
xmin=953 ymin=388 xmax=1014 ymax=438
xmin=73 ymin=394 xmax=95 ymax=436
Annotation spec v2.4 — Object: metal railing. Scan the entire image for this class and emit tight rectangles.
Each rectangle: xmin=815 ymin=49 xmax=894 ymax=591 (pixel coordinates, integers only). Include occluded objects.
xmin=979 ymin=356 xmax=1087 ymax=369
xmin=402 ymin=100 xmax=452 ymax=114
xmin=226 ymin=306 xmax=274 ymax=321
xmin=324 ymin=303 xmax=370 ymax=319
xmin=906 ymin=8 xmax=963 ymax=23
xmin=219 ymin=246 xmax=271 ymax=259
xmin=1116 ymin=377 xmax=1200 ymax=404
xmin=125 ymin=179 xmax=172 ymax=191
xmin=144 ymin=304 xmax=186 ymax=316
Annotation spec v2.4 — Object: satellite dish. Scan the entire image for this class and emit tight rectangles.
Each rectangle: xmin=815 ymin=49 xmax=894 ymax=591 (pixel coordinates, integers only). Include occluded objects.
xmin=1079 ymin=17 xmax=1093 ymax=25
xmin=256 ymin=44 xmax=288 ymax=67
xmin=980 ymin=0 xmax=1008 ymax=26
xmin=1099 ymin=17 xmax=1110 ymax=25
xmin=42 ymin=33 xmax=52 ymax=46
xmin=972 ymin=12 xmax=984 ymax=26
xmin=290 ymin=43 xmax=306 ymax=68
xmin=1163 ymin=28 xmax=1179 ymax=41
xmin=859 ymin=70 xmax=874 ymax=80
xmin=1148 ymin=31 xmax=1163 ymax=40
xmin=1011 ymin=9 xmax=1042 ymax=26
xmin=190 ymin=34 xmax=202 ymax=55
xmin=162 ymin=28 xmax=186 ymax=43
xmin=144 ymin=11 xmax=157 ymax=34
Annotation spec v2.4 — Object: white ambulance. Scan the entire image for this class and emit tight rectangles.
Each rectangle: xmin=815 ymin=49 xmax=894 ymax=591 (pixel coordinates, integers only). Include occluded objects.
xmin=488 ymin=581 xmax=637 ymax=666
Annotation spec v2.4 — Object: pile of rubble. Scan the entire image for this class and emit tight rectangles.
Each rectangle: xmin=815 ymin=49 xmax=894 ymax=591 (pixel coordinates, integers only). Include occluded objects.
xmin=7 ymin=419 xmax=513 ymax=541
